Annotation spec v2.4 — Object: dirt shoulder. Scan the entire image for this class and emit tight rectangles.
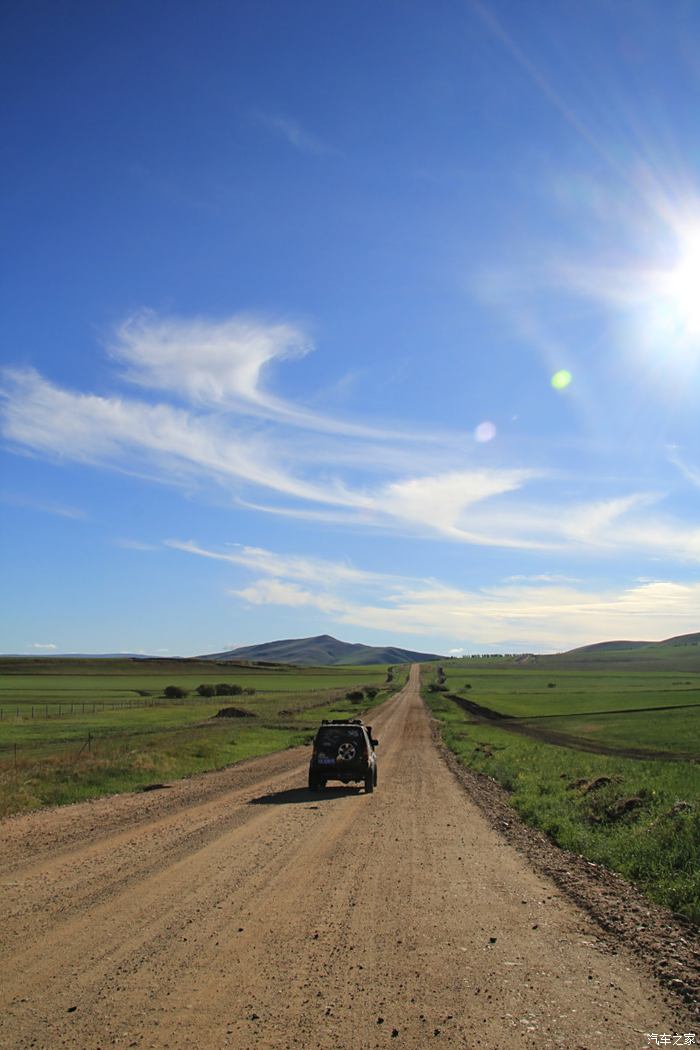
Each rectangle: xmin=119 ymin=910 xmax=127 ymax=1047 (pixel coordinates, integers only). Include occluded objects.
xmin=434 ymin=724 xmax=700 ymax=1021
xmin=1 ymin=667 xmax=696 ymax=1049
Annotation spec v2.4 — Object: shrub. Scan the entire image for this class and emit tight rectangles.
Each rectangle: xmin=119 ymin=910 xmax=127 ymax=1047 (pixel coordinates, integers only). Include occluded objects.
xmin=215 ymin=683 xmax=243 ymax=696
xmin=163 ymin=685 xmax=188 ymax=699
xmin=196 ymin=684 xmax=216 ymax=697
xmin=346 ymin=690 xmax=364 ymax=701
xmin=364 ymin=686 xmax=379 ymax=699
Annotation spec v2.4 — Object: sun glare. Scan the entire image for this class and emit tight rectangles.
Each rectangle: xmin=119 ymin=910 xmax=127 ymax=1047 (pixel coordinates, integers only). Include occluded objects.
xmin=661 ymin=231 xmax=700 ymax=337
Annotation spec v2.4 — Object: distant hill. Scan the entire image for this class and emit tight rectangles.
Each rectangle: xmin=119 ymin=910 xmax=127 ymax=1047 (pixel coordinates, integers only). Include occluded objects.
xmin=199 ymin=634 xmax=443 ymax=667
xmin=523 ymin=631 xmax=700 ymax=671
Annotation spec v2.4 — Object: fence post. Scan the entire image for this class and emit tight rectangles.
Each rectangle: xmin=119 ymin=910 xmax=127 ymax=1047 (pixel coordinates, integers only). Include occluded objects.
xmin=88 ymin=732 xmax=92 ymax=754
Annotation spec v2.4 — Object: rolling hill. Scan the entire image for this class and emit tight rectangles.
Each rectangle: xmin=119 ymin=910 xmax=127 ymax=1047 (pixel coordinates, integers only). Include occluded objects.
xmin=199 ymin=634 xmax=443 ymax=666
xmin=524 ymin=631 xmax=700 ymax=671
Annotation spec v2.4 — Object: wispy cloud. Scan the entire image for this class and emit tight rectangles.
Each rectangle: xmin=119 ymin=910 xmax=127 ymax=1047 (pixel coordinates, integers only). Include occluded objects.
xmin=252 ymin=110 xmax=335 ymax=155
xmin=166 ymin=540 xmax=389 ymax=585
xmin=0 ymin=490 xmax=86 ymax=520
xmin=111 ymin=312 xmax=391 ymax=438
xmin=4 ymin=310 xmax=700 ymax=559
xmin=0 ymin=367 xmax=368 ymax=507
xmin=173 ymin=539 xmax=700 ymax=650
xmin=31 ymin=642 xmax=57 ymax=650
xmin=505 ymin=573 xmax=582 ymax=584
xmin=114 ymin=538 xmax=159 ymax=552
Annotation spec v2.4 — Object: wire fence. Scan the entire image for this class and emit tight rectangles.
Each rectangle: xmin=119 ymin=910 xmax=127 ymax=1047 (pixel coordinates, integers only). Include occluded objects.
xmin=0 ymin=683 xmax=393 ymax=772
xmin=0 ymin=721 xmax=233 ymax=771
xmin=0 ymin=693 xmax=239 ymax=722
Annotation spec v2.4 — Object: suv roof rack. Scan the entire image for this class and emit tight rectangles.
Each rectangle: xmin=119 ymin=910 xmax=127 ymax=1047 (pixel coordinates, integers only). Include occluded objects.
xmin=320 ymin=718 xmax=365 ymax=726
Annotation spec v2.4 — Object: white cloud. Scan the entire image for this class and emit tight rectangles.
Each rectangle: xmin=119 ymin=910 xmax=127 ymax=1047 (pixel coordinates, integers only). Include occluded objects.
xmin=31 ymin=642 xmax=57 ymax=650
xmin=0 ymin=368 xmax=369 ymax=508
xmin=382 ymin=469 xmax=534 ymax=536
xmin=113 ymin=312 xmax=308 ymax=413
xmin=1 ymin=367 xmax=546 ymax=549
xmin=6 ymin=311 xmax=700 ymax=561
xmin=173 ymin=539 xmax=700 ymax=650
xmin=234 ymin=579 xmax=342 ymax=612
xmin=227 ymin=567 xmax=700 ymax=649
xmin=167 ymin=537 xmax=700 ymax=651
xmin=110 ymin=312 xmax=418 ymax=440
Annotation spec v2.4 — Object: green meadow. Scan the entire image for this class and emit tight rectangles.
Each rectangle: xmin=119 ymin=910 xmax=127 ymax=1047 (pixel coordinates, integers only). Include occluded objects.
xmin=426 ymin=662 xmax=700 ymax=922
xmin=0 ymin=659 xmax=405 ymax=816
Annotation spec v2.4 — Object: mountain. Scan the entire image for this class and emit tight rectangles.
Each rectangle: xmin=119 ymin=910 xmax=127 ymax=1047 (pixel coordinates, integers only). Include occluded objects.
xmin=199 ymin=634 xmax=443 ymax=666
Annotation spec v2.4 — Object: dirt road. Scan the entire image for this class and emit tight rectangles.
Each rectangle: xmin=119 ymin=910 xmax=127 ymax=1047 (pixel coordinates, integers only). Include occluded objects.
xmin=0 ymin=667 xmax=693 ymax=1049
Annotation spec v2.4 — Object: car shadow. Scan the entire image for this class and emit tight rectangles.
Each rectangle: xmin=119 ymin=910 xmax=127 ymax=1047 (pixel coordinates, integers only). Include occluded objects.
xmin=249 ymin=786 xmax=363 ymax=805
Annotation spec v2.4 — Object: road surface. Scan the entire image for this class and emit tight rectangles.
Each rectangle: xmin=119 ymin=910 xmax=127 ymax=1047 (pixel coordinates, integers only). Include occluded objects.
xmin=0 ymin=666 xmax=692 ymax=1049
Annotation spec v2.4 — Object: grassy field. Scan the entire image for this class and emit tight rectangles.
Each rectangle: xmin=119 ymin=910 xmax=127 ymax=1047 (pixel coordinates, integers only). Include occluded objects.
xmin=0 ymin=659 xmax=407 ymax=816
xmin=436 ymin=664 xmax=700 ymax=753
xmin=425 ymin=663 xmax=700 ymax=923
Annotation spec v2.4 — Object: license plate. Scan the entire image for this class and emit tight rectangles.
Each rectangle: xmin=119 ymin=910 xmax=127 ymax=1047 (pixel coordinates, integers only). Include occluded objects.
xmin=317 ymin=756 xmax=334 ymax=765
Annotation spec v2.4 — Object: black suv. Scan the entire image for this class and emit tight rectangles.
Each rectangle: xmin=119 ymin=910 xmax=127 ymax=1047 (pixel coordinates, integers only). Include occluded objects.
xmin=308 ymin=718 xmax=379 ymax=793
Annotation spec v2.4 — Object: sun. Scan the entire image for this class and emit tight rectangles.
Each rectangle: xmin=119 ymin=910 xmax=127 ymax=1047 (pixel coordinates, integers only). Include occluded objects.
xmin=660 ymin=230 xmax=700 ymax=337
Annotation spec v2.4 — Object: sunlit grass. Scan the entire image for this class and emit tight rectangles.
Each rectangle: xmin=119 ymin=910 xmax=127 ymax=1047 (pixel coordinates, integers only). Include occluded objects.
xmin=0 ymin=664 xmax=402 ymax=816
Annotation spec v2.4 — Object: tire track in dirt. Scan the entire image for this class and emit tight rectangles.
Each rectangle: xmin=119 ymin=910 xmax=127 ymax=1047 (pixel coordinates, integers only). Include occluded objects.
xmin=0 ymin=667 xmax=694 ymax=1049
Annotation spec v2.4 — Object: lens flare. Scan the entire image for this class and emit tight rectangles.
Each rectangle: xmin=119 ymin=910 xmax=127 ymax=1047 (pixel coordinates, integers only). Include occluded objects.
xmin=551 ymin=370 xmax=572 ymax=390
xmin=474 ymin=421 xmax=497 ymax=442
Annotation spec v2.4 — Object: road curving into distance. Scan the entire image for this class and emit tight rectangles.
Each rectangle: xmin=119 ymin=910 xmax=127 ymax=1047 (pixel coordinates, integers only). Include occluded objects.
xmin=0 ymin=665 xmax=694 ymax=1048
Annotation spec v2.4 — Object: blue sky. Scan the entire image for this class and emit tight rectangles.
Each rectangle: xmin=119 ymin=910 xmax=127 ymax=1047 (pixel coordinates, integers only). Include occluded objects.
xmin=4 ymin=0 xmax=700 ymax=656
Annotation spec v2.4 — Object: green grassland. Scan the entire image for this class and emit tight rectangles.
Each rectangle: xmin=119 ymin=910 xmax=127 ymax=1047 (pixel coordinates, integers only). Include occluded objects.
xmin=439 ymin=663 xmax=700 ymax=753
xmin=425 ymin=664 xmax=700 ymax=922
xmin=0 ymin=660 xmax=406 ymax=816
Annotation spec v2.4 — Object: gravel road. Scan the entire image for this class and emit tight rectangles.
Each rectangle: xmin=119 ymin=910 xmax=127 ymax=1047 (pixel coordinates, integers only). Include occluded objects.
xmin=0 ymin=666 xmax=694 ymax=1049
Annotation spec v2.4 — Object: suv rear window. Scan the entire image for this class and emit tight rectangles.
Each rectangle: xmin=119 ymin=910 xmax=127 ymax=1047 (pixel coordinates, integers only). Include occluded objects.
xmin=316 ymin=726 xmax=364 ymax=751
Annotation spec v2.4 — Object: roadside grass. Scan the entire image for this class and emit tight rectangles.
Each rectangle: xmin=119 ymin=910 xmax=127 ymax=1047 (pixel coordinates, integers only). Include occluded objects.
xmin=425 ymin=686 xmax=700 ymax=923
xmin=0 ymin=666 xmax=402 ymax=816
xmin=0 ymin=724 xmax=307 ymax=814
